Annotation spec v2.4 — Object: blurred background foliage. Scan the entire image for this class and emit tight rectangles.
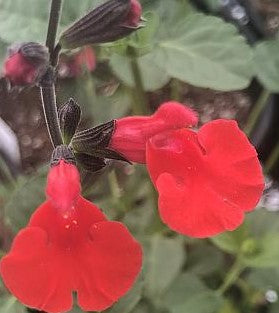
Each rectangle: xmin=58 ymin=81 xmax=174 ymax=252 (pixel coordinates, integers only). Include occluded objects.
xmin=1 ymin=0 xmax=279 ymax=312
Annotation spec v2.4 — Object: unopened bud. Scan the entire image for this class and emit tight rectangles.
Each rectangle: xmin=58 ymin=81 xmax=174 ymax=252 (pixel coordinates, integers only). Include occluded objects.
xmin=58 ymin=98 xmax=81 ymax=145
xmin=60 ymin=0 xmax=144 ymax=49
xmin=3 ymin=42 xmax=49 ymax=87
xmin=241 ymin=239 xmax=260 ymax=257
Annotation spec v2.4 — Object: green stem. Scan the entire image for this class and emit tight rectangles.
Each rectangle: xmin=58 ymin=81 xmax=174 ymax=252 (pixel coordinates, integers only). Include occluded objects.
xmin=108 ymin=170 xmax=130 ymax=219
xmin=217 ymin=256 xmax=244 ymax=295
xmin=46 ymin=0 xmax=63 ymax=60
xmin=265 ymin=142 xmax=279 ymax=174
xmin=170 ymin=79 xmax=181 ymax=102
xmin=40 ymin=0 xmax=63 ymax=148
xmin=40 ymin=70 xmax=63 ymax=147
xmin=245 ymin=89 xmax=270 ymax=137
xmin=128 ymin=46 xmax=148 ymax=115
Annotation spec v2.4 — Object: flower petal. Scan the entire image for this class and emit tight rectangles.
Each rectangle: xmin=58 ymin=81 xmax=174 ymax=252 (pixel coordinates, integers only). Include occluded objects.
xmin=0 ymin=227 xmax=74 ymax=313
xmin=146 ymin=121 xmax=264 ymax=238
xmin=110 ymin=101 xmax=198 ymax=163
xmin=1 ymin=198 xmax=142 ymax=312
xmin=77 ymin=221 xmax=142 ymax=311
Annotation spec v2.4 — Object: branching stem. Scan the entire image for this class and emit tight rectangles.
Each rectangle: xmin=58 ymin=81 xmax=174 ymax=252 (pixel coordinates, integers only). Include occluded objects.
xmin=217 ymin=256 xmax=244 ymax=295
xmin=40 ymin=0 xmax=63 ymax=148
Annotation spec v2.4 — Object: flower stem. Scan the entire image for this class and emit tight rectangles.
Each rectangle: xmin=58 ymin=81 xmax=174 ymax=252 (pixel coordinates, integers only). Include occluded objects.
xmin=40 ymin=69 xmax=63 ymax=147
xmin=46 ymin=0 xmax=63 ymax=62
xmin=244 ymin=89 xmax=271 ymax=137
xmin=170 ymin=79 xmax=181 ymax=102
xmin=217 ymin=256 xmax=244 ymax=295
xmin=40 ymin=0 xmax=63 ymax=148
xmin=128 ymin=46 xmax=149 ymax=115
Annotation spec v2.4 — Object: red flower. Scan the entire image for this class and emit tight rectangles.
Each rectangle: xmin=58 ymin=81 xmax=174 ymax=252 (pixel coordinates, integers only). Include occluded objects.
xmin=4 ymin=52 xmax=37 ymax=85
xmin=146 ymin=120 xmax=264 ymax=238
xmin=109 ymin=101 xmax=198 ymax=163
xmin=0 ymin=160 xmax=142 ymax=313
xmin=3 ymin=42 xmax=49 ymax=86
xmin=58 ymin=47 xmax=96 ymax=79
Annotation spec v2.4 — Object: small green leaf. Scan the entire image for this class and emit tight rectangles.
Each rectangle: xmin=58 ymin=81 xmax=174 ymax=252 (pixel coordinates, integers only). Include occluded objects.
xmin=110 ymin=52 xmax=170 ymax=91
xmin=154 ymin=13 xmax=253 ymax=91
xmin=211 ymin=224 xmax=248 ymax=254
xmin=105 ymin=280 xmax=143 ymax=313
xmin=0 ymin=0 xmax=49 ymax=43
xmin=247 ymin=268 xmax=279 ymax=292
xmin=164 ymin=273 xmax=224 ymax=313
xmin=4 ymin=166 xmax=47 ymax=232
xmin=186 ymin=244 xmax=224 ymax=276
xmin=246 ymin=210 xmax=279 ymax=237
xmin=144 ymin=235 xmax=186 ymax=297
xmin=244 ymin=233 xmax=279 ymax=268
xmin=254 ymin=40 xmax=279 ymax=92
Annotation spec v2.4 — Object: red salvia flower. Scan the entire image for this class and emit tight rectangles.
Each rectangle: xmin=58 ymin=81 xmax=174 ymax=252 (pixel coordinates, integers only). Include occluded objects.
xmin=3 ymin=42 xmax=49 ymax=87
xmin=58 ymin=47 xmax=96 ymax=79
xmin=146 ymin=120 xmax=264 ymax=238
xmin=109 ymin=101 xmax=198 ymax=163
xmin=0 ymin=160 xmax=142 ymax=313
xmin=4 ymin=52 xmax=37 ymax=85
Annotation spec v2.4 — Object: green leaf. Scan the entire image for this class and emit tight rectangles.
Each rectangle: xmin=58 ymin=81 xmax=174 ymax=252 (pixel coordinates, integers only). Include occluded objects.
xmin=186 ymin=244 xmax=224 ymax=276
xmin=254 ymin=40 xmax=279 ymax=92
xmin=110 ymin=52 xmax=170 ymax=91
xmin=0 ymin=0 xmax=103 ymax=44
xmin=0 ymin=296 xmax=26 ymax=313
xmin=246 ymin=210 xmax=279 ymax=238
xmin=4 ymin=166 xmax=47 ymax=232
xmin=128 ymin=12 xmax=160 ymax=55
xmin=244 ymin=233 xmax=279 ymax=268
xmin=59 ymin=76 xmax=131 ymax=124
xmin=164 ymin=273 xmax=223 ymax=313
xmin=153 ymin=0 xmax=193 ymax=39
xmin=144 ymin=235 xmax=186 ymax=297
xmin=247 ymin=268 xmax=279 ymax=292
xmin=0 ymin=0 xmax=49 ymax=43
xmin=105 ymin=280 xmax=143 ymax=313
xmin=154 ymin=13 xmax=253 ymax=91
xmin=210 ymin=224 xmax=248 ymax=254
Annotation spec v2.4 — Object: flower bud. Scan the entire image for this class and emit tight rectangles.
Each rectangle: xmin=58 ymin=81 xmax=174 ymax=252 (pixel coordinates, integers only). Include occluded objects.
xmin=58 ymin=98 xmax=81 ymax=145
xmin=109 ymin=101 xmax=198 ymax=163
xmin=58 ymin=47 xmax=96 ymax=78
xmin=3 ymin=42 xmax=49 ymax=87
xmin=60 ymin=0 xmax=144 ymax=49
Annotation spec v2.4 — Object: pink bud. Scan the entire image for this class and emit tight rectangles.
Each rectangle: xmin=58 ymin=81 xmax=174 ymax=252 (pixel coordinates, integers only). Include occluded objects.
xmin=58 ymin=47 xmax=96 ymax=79
xmin=4 ymin=52 xmax=37 ymax=86
xmin=109 ymin=101 xmax=198 ymax=163
xmin=124 ymin=0 xmax=142 ymax=27
xmin=46 ymin=160 xmax=81 ymax=213
xmin=3 ymin=42 xmax=49 ymax=87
